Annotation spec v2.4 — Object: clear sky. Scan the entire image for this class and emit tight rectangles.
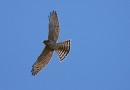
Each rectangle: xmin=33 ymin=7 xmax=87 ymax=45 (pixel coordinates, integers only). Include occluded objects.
xmin=0 ymin=0 xmax=130 ymax=90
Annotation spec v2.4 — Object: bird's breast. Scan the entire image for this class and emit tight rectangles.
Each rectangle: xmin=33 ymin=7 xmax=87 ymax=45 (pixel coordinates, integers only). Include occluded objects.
xmin=46 ymin=41 xmax=58 ymax=50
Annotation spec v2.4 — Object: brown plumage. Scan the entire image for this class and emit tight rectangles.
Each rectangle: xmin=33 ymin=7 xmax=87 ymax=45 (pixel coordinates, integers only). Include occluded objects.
xmin=31 ymin=11 xmax=71 ymax=76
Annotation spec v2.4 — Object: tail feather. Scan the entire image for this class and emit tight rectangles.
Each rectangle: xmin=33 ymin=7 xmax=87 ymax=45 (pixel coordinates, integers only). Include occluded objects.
xmin=56 ymin=40 xmax=70 ymax=61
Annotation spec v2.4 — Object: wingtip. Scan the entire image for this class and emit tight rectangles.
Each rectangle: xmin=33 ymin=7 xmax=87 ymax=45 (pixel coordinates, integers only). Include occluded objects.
xmin=31 ymin=65 xmax=37 ymax=76
xmin=52 ymin=10 xmax=57 ymax=13
xmin=31 ymin=68 xmax=35 ymax=76
xmin=50 ymin=10 xmax=57 ymax=15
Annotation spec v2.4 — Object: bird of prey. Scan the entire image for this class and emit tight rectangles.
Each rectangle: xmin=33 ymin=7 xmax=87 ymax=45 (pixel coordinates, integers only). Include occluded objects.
xmin=31 ymin=11 xmax=71 ymax=76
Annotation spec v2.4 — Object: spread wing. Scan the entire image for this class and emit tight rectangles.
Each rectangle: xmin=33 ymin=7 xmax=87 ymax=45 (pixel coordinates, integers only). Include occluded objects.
xmin=31 ymin=46 xmax=54 ymax=76
xmin=48 ymin=11 xmax=60 ymax=42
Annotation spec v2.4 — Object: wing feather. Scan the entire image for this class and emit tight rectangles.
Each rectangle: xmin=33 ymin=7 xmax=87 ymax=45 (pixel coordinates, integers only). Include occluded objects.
xmin=48 ymin=11 xmax=60 ymax=42
xmin=31 ymin=46 xmax=54 ymax=76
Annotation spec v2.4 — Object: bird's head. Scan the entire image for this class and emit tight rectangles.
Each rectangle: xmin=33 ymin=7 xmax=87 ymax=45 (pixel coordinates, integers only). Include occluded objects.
xmin=43 ymin=40 xmax=50 ymax=45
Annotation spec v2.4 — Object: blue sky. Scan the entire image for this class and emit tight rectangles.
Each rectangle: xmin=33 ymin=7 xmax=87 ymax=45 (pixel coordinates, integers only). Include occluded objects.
xmin=0 ymin=0 xmax=130 ymax=90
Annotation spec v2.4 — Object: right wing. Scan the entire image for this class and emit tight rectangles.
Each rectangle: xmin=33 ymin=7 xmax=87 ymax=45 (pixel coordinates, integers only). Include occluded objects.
xmin=31 ymin=46 xmax=54 ymax=76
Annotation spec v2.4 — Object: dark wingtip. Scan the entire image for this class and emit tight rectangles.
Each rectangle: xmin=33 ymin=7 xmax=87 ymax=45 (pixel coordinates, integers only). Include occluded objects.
xmin=31 ymin=69 xmax=35 ymax=76
xmin=50 ymin=10 xmax=57 ymax=15
xmin=52 ymin=10 xmax=56 ymax=13
xmin=31 ymin=65 xmax=36 ymax=76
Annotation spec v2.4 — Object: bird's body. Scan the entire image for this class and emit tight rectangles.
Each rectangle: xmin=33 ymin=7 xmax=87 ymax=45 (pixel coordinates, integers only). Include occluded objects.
xmin=43 ymin=40 xmax=58 ymax=50
xmin=31 ymin=11 xmax=71 ymax=76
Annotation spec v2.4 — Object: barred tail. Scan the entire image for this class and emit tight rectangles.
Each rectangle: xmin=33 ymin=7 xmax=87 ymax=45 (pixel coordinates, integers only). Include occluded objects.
xmin=56 ymin=40 xmax=71 ymax=61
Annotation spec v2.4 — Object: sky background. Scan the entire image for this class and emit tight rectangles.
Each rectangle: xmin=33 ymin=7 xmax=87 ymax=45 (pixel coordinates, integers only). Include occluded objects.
xmin=0 ymin=0 xmax=130 ymax=90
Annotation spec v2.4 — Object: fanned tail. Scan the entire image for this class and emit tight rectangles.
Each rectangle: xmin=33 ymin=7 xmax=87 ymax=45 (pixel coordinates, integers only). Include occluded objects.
xmin=56 ymin=40 xmax=71 ymax=61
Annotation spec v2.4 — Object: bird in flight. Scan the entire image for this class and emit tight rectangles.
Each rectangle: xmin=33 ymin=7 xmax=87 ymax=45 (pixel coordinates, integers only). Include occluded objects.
xmin=31 ymin=11 xmax=71 ymax=76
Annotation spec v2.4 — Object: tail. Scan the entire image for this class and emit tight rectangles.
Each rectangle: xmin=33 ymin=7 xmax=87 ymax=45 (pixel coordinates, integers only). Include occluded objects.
xmin=56 ymin=40 xmax=71 ymax=61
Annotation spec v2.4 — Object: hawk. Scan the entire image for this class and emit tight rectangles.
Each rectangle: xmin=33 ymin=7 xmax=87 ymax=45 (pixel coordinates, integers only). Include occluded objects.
xmin=31 ymin=11 xmax=71 ymax=76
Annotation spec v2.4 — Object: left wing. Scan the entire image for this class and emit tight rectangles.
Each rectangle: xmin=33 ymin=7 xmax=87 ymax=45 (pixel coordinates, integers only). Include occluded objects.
xmin=48 ymin=11 xmax=60 ymax=42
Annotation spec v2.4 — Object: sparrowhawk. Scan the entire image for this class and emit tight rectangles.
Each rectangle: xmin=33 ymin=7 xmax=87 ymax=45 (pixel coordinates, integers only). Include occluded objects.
xmin=31 ymin=11 xmax=71 ymax=76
